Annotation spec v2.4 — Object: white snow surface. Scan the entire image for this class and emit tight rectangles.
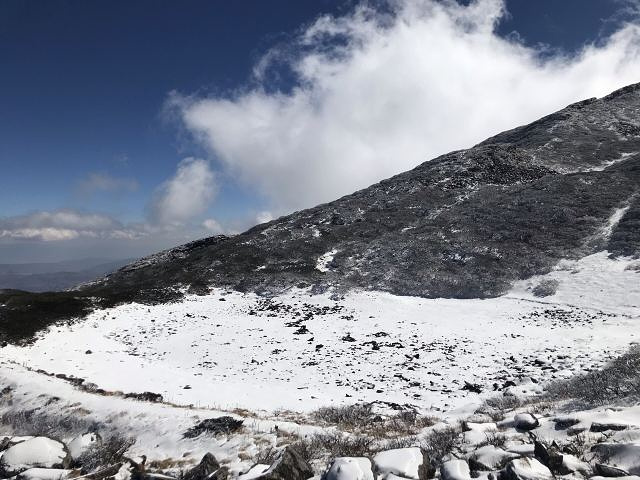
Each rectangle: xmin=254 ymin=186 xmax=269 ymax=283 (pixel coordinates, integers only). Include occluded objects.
xmin=441 ymin=459 xmax=471 ymax=480
xmin=0 ymin=438 xmax=67 ymax=474
xmin=66 ymin=433 xmax=99 ymax=461
xmin=1 ymin=252 xmax=638 ymax=416
xmin=316 ymin=249 xmax=339 ymax=272
xmin=0 ymin=251 xmax=639 ymax=474
xmin=372 ymin=448 xmax=422 ymax=479
xmin=16 ymin=468 xmax=71 ymax=480
xmin=324 ymin=458 xmax=373 ymax=480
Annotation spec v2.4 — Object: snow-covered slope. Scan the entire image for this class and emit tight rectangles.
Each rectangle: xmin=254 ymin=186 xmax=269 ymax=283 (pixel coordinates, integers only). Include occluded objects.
xmin=2 ymin=252 xmax=638 ymax=415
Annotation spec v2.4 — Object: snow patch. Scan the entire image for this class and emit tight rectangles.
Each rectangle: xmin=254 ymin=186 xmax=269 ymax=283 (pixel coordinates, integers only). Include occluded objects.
xmin=316 ymin=249 xmax=339 ymax=272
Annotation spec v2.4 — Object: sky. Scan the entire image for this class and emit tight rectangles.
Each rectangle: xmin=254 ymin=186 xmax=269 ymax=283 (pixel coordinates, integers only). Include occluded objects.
xmin=1 ymin=0 xmax=640 ymax=263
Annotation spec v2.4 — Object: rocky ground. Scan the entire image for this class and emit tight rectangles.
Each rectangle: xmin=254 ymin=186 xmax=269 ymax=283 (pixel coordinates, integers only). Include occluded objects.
xmin=3 ymin=350 xmax=640 ymax=480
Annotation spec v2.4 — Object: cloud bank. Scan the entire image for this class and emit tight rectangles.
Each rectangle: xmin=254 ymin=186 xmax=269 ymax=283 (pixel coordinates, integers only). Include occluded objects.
xmin=0 ymin=210 xmax=144 ymax=242
xmin=173 ymin=0 xmax=640 ymax=212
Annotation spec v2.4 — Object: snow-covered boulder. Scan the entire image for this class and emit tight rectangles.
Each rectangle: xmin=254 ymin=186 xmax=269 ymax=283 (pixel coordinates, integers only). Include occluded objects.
xmin=513 ymin=414 xmax=539 ymax=431
xmin=0 ymin=437 xmax=34 ymax=452
xmin=67 ymin=432 xmax=100 ymax=461
xmin=373 ymin=448 xmax=423 ymax=480
xmin=322 ymin=457 xmax=373 ymax=480
xmin=469 ymin=445 xmax=518 ymax=471
xmin=561 ymin=454 xmax=591 ymax=476
xmin=592 ymin=443 xmax=640 ymax=475
xmin=504 ymin=442 xmax=534 ymax=457
xmin=503 ymin=458 xmax=552 ymax=480
xmin=0 ymin=437 xmax=70 ymax=476
xmin=441 ymin=459 xmax=471 ymax=480
xmin=16 ymin=468 xmax=72 ymax=480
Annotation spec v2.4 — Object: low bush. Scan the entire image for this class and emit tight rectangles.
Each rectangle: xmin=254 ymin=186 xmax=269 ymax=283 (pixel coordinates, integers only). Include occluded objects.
xmin=76 ymin=433 xmax=135 ymax=473
xmin=293 ymin=432 xmax=374 ymax=463
xmin=545 ymin=346 xmax=640 ymax=405
xmin=532 ymin=279 xmax=560 ymax=297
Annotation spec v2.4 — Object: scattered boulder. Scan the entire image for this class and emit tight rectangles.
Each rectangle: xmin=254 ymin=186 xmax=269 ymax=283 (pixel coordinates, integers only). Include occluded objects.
xmin=590 ymin=422 xmax=629 ymax=433
xmin=0 ymin=437 xmax=71 ymax=476
xmin=532 ymin=440 xmax=563 ymax=473
xmin=441 ymin=459 xmax=471 ymax=480
xmin=182 ymin=417 xmax=243 ymax=438
xmin=502 ymin=458 xmax=552 ymax=480
xmin=513 ymin=414 xmax=539 ymax=432
xmin=595 ymin=463 xmax=631 ymax=477
xmin=123 ymin=392 xmax=164 ymax=403
xmin=373 ymin=448 xmax=423 ymax=479
xmin=323 ymin=457 xmax=374 ymax=480
xmin=552 ymin=416 xmax=580 ymax=430
xmin=182 ymin=453 xmax=223 ymax=480
xmin=253 ymin=446 xmax=313 ymax=480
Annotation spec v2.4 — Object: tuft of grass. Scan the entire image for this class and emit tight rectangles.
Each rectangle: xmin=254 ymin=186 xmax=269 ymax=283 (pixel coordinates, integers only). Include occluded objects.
xmin=475 ymin=431 xmax=508 ymax=449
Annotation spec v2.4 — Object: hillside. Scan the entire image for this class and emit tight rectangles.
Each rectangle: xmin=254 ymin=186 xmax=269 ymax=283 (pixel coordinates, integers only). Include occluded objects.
xmin=1 ymin=82 xmax=640 ymax=342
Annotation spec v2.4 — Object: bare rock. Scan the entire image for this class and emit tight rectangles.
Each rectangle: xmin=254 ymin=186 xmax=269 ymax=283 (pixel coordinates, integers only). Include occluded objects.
xmin=182 ymin=453 xmax=222 ymax=480
xmin=255 ymin=446 xmax=314 ymax=480
xmin=513 ymin=414 xmax=539 ymax=432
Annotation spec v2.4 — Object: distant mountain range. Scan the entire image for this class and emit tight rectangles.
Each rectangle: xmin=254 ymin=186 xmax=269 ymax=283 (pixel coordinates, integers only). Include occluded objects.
xmin=1 ymin=82 xmax=639 ymax=342
xmin=0 ymin=258 xmax=132 ymax=292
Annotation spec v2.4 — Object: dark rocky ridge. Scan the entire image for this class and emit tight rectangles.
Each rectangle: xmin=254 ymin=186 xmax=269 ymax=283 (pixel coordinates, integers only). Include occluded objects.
xmin=2 ymin=83 xmax=640 ymax=342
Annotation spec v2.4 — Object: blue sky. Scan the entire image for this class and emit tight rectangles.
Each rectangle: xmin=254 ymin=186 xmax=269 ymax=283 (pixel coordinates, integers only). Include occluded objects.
xmin=2 ymin=0 xmax=640 ymax=263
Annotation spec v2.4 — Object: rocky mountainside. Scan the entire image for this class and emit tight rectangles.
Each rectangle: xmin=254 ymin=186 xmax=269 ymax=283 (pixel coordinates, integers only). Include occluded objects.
xmin=2 ymin=83 xmax=640 ymax=340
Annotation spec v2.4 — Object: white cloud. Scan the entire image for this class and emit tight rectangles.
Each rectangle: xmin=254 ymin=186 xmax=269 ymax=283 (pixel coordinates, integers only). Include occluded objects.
xmin=149 ymin=157 xmax=217 ymax=226
xmin=202 ymin=218 xmax=223 ymax=234
xmin=255 ymin=211 xmax=274 ymax=224
xmin=0 ymin=210 xmax=146 ymax=242
xmin=77 ymin=172 xmax=138 ymax=194
xmin=172 ymin=0 xmax=640 ymax=213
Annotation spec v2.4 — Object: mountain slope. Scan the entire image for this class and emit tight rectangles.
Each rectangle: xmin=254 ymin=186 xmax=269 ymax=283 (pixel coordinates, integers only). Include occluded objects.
xmin=2 ymin=82 xmax=640 ymax=342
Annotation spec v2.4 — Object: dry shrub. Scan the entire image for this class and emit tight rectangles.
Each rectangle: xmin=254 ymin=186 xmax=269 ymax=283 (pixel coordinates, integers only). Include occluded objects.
xmin=76 ymin=433 xmax=135 ymax=473
xmin=545 ymin=346 xmax=640 ymax=405
xmin=293 ymin=432 xmax=374 ymax=463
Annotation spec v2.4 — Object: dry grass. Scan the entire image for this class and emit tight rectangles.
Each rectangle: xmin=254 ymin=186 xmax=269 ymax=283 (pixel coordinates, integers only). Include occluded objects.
xmin=310 ymin=403 xmax=437 ymax=437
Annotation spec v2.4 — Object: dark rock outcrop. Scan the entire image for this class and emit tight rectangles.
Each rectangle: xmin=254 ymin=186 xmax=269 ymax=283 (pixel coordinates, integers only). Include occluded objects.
xmin=182 ymin=454 xmax=226 ymax=480
xmin=255 ymin=446 xmax=314 ymax=480
xmin=182 ymin=417 xmax=244 ymax=439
